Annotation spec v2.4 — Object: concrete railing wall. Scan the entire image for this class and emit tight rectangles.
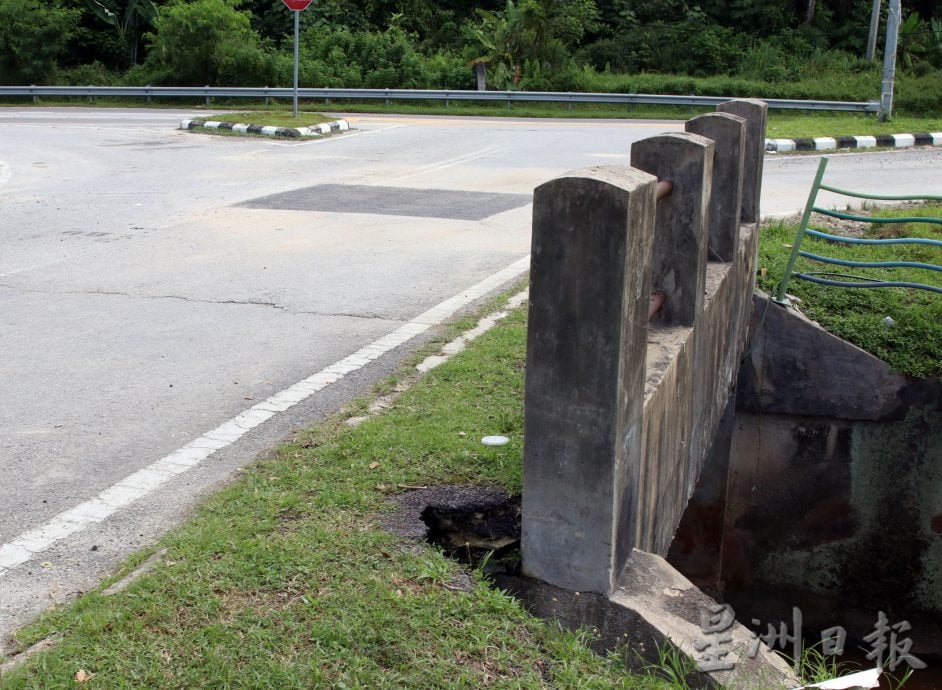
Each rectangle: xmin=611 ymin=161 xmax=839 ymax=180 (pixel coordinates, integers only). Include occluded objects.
xmin=521 ymin=99 xmax=768 ymax=595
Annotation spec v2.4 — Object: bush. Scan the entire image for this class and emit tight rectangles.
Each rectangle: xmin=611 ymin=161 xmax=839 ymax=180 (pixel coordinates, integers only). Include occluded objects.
xmin=298 ymin=27 xmax=473 ymax=89
xmin=144 ymin=0 xmax=269 ymax=85
xmin=0 ymin=0 xmax=79 ymax=84
xmin=896 ymin=70 xmax=942 ymax=114
xmin=58 ymin=61 xmax=120 ymax=85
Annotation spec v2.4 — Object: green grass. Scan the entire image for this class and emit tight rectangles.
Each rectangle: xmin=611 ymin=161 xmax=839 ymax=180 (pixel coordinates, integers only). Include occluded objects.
xmin=758 ymin=205 xmax=942 ymax=377
xmin=199 ymin=102 xmax=942 ymax=140
xmin=0 ymin=285 xmax=683 ymax=690
xmin=191 ymin=110 xmax=334 ymax=128
xmin=5 ymin=98 xmax=942 ymax=140
xmin=765 ymin=112 xmax=942 ymax=139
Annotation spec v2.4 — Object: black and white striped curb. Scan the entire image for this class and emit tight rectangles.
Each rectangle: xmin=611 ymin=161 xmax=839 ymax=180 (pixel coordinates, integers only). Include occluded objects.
xmin=179 ymin=118 xmax=349 ymax=138
xmin=766 ymin=132 xmax=942 ymax=153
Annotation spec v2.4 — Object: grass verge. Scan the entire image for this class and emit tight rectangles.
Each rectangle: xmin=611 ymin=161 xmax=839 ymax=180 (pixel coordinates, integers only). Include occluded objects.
xmin=7 ymin=98 xmax=942 ymax=140
xmin=190 ymin=111 xmax=334 ymax=129
xmin=758 ymin=205 xmax=942 ymax=377
xmin=0 ymin=285 xmax=684 ymax=690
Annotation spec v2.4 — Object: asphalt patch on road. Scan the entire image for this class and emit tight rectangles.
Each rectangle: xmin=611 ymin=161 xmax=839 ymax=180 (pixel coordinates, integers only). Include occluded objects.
xmin=237 ymin=184 xmax=532 ymax=221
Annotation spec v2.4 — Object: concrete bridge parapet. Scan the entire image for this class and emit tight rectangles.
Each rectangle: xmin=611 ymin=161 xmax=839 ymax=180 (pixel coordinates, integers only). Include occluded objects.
xmin=521 ymin=99 xmax=768 ymax=597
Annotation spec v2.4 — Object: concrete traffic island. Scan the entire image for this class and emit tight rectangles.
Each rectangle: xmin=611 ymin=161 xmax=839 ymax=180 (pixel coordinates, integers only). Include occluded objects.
xmin=766 ymin=131 xmax=942 ymax=153
xmin=179 ymin=117 xmax=349 ymax=138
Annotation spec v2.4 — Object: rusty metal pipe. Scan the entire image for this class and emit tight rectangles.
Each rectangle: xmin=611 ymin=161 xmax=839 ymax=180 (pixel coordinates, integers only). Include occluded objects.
xmin=656 ymin=179 xmax=673 ymax=200
xmin=648 ymin=290 xmax=667 ymax=321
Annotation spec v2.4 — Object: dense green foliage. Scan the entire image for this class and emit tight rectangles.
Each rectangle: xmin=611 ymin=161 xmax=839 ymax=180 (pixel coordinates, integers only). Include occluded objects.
xmin=2 ymin=0 xmax=941 ymax=112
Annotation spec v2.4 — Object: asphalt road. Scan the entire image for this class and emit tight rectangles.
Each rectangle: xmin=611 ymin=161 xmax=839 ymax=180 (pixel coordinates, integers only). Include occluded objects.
xmin=1 ymin=107 xmax=940 ymax=650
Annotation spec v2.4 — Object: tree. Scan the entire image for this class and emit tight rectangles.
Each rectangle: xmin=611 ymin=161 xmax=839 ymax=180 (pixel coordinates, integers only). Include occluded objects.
xmin=463 ymin=0 xmax=595 ymax=87
xmin=0 ymin=0 xmax=80 ymax=83
xmin=145 ymin=0 xmax=263 ymax=84
xmin=84 ymin=0 xmax=158 ymax=66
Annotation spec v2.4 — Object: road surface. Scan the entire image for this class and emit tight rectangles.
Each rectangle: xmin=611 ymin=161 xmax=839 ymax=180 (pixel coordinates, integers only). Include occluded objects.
xmin=1 ymin=107 xmax=940 ymax=650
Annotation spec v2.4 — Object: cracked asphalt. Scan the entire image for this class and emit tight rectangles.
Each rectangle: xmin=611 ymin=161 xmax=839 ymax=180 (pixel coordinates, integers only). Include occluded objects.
xmin=2 ymin=107 xmax=941 ymax=648
xmin=0 ymin=107 xmax=681 ymax=644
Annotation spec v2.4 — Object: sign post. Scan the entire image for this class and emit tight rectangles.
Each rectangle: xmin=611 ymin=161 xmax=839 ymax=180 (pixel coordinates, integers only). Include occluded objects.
xmin=282 ymin=0 xmax=312 ymax=118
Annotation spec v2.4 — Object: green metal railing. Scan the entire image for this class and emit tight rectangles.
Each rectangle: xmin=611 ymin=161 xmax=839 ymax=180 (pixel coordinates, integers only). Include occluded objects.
xmin=774 ymin=157 xmax=942 ymax=303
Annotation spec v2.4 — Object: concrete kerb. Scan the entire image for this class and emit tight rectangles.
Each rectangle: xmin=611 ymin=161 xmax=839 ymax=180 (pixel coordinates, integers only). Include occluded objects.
xmin=765 ymin=131 xmax=942 ymax=153
xmin=179 ymin=117 xmax=350 ymax=139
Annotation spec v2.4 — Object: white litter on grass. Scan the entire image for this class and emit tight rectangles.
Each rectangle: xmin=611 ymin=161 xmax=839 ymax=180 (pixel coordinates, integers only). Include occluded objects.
xmin=790 ymin=667 xmax=882 ymax=689
xmin=481 ymin=436 xmax=509 ymax=446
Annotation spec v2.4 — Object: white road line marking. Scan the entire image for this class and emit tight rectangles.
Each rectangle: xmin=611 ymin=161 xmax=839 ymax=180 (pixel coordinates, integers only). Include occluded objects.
xmin=416 ymin=289 xmax=529 ymax=372
xmin=385 ymin=146 xmax=501 ymax=184
xmin=0 ymin=160 xmax=11 ymax=187
xmin=0 ymin=255 xmax=531 ymax=578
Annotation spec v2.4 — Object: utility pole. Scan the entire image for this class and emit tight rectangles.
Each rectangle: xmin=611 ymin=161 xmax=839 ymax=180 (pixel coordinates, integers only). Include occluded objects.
xmin=878 ymin=0 xmax=900 ymax=121
xmin=866 ymin=0 xmax=881 ymax=61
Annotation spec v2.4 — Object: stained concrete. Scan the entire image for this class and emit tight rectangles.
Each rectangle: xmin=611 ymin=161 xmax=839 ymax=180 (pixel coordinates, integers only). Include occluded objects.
xmin=631 ymin=132 xmax=714 ymax=327
xmin=686 ymin=113 xmax=746 ymax=263
xmin=499 ymin=550 xmax=799 ymax=690
xmin=670 ymin=293 xmax=942 ymax=656
xmin=737 ymin=294 xmax=917 ymax=421
xmin=522 ymin=165 xmax=657 ymax=594
xmin=717 ymin=99 xmax=767 ymax=223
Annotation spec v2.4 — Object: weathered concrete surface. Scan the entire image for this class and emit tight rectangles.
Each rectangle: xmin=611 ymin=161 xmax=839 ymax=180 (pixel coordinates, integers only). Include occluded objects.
xmin=523 ymin=100 xmax=766 ymax=595
xmin=717 ymin=99 xmax=767 ymax=223
xmin=667 ymin=398 xmax=736 ymax=598
xmin=522 ymin=176 xmax=759 ymax=591
xmin=686 ymin=113 xmax=746 ymax=262
xmin=722 ymin=406 xmax=942 ymax=655
xmin=670 ymin=294 xmax=942 ymax=655
xmin=522 ymin=166 xmax=657 ymax=594
xmin=737 ymin=294 xmax=917 ymax=421
xmin=499 ymin=550 xmax=800 ymax=690
xmin=637 ymin=223 xmax=758 ymax=555
xmin=631 ymin=133 xmax=714 ymax=326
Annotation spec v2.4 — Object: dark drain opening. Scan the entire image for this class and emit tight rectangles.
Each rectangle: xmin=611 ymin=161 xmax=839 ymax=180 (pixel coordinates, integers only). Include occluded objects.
xmin=406 ymin=488 xmax=522 ymax=577
xmin=384 ymin=485 xmax=523 ymax=576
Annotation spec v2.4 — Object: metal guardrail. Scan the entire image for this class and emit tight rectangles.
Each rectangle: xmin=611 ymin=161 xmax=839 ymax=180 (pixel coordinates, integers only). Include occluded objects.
xmin=0 ymin=85 xmax=880 ymax=112
xmin=775 ymin=157 xmax=942 ymax=300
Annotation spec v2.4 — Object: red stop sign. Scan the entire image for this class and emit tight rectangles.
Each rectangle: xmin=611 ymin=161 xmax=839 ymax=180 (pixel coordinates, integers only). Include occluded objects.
xmin=283 ymin=0 xmax=311 ymax=10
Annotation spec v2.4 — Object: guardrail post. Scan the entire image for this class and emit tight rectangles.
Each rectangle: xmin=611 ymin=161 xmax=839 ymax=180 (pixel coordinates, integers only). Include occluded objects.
xmin=31 ymin=86 xmax=38 ymax=104
xmin=205 ymin=86 xmax=211 ymax=106
xmin=522 ymin=165 xmax=657 ymax=594
xmin=630 ymin=133 xmax=714 ymax=326
xmin=717 ymin=99 xmax=768 ymax=224
xmin=146 ymin=85 xmax=152 ymax=104
xmin=265 ymin=87 xmax=270 ymax=106
xmin=686 ymin=112 xmax=746 ymax=262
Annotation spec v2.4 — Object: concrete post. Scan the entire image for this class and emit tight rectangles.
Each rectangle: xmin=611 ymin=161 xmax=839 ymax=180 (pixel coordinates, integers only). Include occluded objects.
xmin=630 ymin=133 xmax=714 ymax=327
xmin=878 ymin=0 xmax=900 ymax=121
xmin=474 ymin=62 xmax=487 ymax=91
xmin=717 ymin=99 xmax=768 ymax=224
xmin=522 ymin=165 xmax=657 ymax=594
xmin=686 ymin=113 xmax=746 ymax=262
